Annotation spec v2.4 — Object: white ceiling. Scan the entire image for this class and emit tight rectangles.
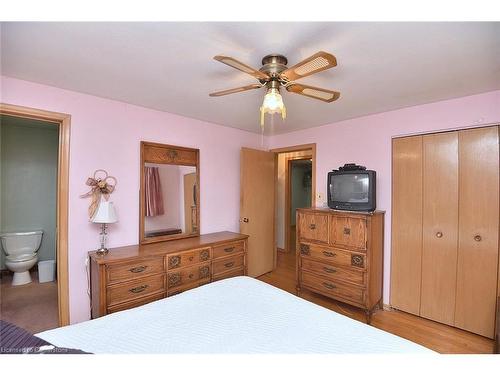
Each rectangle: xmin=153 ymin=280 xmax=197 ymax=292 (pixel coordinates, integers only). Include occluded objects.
xmin=1 ymin=22 xmax=499 ymax=135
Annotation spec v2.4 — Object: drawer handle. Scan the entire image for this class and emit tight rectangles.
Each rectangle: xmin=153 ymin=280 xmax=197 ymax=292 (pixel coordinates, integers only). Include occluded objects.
xmin=436 ymin=231 xmax=443 ymax=238
xmin=322 ymin=282 xmax=336 ymax=290
xmin=343 ymin=227 xmax=351 ymax=235
xmin=309 ymin=224 xmax=316 ymax=230
xmin=129 ymin=285 xmax=148 ymax=294
xmin=474 ymin=235 xmax=482 ymax=242
xmin=129 ymin=265 xmax=147 ymax=273
xmin=189 ymin=273 xmax=194 ymax=279
xmin=224 ymin=247 xmax=235 ymax=253
xmin=189 ymin=256 xmax=194 ymax=261
xmin=322 ymin=251 xmax=336 ymax=257
xmin=224 ymin=262 xmax=235 ymax=268
xmin=323 ymin=267 xmax=337 ymax=273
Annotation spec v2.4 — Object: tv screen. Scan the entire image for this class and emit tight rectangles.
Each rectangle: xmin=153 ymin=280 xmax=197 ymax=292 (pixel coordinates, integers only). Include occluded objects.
xmin=330 ymin=173 xmax=370 ymax=203
xmin=327 ymin=169 xmax=376 ymax=211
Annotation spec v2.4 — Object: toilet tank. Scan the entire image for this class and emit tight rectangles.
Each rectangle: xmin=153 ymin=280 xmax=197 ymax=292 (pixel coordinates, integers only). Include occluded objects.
xmin=0 ymin=230 xmax=44 ymax=256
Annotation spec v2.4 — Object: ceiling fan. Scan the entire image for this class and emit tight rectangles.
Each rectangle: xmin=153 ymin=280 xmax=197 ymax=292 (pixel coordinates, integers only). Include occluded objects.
xmin=209 ymin=51 xmax=340 ymax=128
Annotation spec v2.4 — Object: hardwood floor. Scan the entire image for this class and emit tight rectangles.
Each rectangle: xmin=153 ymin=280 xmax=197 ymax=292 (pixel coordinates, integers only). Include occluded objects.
xmin=258 ymin=250 xmax=495 ymax=354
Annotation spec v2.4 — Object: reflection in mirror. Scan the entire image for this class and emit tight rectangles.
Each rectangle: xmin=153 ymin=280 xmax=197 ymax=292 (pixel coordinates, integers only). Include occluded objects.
xmin=144 ymin=163 xmax=198 ymax=238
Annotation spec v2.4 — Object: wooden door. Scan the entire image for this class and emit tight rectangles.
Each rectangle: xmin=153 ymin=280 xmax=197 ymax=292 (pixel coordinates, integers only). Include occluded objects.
xmin=390 ymin=136 xmax=423 ymax=315
xmin=420 ymin=132 xmax=459 ymax=325
xmin=240 ymin=148 xmax=275 ymax=277
xmin=455 ymin=126 xmax=499 ymax=338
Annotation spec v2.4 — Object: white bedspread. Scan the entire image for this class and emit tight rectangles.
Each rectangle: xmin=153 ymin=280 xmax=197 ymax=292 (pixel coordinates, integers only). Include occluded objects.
xmin=37 ymin=276 xmax=434 ymax=354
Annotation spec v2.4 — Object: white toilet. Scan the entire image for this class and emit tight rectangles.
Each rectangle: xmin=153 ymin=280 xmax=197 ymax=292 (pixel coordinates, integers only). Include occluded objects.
xmin=1 ymin=230 xmax=43 ymax=286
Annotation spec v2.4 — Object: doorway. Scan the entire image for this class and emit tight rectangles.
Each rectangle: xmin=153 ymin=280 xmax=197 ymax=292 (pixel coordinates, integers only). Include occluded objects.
xmin=0 ymin=103 xmax=70 ymax=331
xmin=272 ymin=144 xmax=316 ymax=266
xmin=287 ymin=158 xmax=312 ymax=254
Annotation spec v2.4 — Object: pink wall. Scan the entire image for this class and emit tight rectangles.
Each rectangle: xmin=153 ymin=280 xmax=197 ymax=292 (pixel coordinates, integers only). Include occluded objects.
xmin=268 ymin=90 xmax=500 ymax=304
xmin=1 ymin=76 xmax=264 ymax=323
xmin=2 ymin=74 xmax=499 ymax=320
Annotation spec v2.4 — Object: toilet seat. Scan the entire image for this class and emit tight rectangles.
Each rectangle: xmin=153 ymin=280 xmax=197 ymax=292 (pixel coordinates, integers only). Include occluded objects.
xmin=5 ymin=253 xmax=37 ymax=263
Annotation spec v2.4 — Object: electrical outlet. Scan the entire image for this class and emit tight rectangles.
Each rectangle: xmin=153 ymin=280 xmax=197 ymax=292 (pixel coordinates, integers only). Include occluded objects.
xmin=316 ymin=192 xmax=324 ymax=203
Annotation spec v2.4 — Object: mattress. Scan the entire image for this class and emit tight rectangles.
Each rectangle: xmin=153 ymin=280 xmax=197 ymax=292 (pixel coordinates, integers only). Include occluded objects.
xmin=36 ymin=276 xmax=434 ymax=354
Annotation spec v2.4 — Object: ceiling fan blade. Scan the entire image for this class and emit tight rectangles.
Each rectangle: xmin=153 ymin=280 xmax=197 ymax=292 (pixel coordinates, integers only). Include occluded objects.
xmin=214 ymin=55 xmax=269 ymax=80
xmin=280 ymin=51 xmax=337 ymax=81
xmin=286 ymin=83 xmax=340 ymax=103
xmin=209 ymin=84 xmax=262 ymax=97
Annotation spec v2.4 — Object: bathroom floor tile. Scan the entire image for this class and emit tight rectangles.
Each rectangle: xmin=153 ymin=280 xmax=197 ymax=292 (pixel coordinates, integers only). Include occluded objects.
xmin=0 ymin=271 xmax=59 ymax=333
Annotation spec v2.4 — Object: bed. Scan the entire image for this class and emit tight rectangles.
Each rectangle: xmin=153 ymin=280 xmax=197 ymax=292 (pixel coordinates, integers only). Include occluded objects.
xmin=35 ymin=276 xmax=434 ymax=354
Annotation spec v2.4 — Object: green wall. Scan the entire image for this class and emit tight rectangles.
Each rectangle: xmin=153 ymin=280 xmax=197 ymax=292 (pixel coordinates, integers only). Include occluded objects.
xmin=0 ymin=115 xmax=59 ymax=270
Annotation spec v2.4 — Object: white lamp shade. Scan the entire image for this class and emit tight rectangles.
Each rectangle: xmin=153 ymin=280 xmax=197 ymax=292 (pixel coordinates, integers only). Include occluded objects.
xmin=91 ymin=200 xmax=118 ymax=224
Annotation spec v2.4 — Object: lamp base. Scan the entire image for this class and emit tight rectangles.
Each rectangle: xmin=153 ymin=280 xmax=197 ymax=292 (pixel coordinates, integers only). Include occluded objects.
xmin=95 ymin=247 xmax=109 ymax=256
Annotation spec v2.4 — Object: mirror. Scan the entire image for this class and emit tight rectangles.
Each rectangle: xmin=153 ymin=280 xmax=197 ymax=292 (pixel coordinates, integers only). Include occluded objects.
xmin=140 ymin=142 xmax=200 ymax=244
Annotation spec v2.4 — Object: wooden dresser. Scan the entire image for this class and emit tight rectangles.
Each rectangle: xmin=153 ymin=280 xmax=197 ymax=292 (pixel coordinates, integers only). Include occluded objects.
xmin=296 ymin=208 xmax=384 ymax=323
xmin=89 ymin=231 xmax=248 ymax=318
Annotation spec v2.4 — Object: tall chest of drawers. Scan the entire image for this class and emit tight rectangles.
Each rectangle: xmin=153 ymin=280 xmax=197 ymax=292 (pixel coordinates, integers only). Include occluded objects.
xmin=296 ymin=208 xmax=384 ymax=322
xmin=89 ymin=231 xmax=248 ymax=318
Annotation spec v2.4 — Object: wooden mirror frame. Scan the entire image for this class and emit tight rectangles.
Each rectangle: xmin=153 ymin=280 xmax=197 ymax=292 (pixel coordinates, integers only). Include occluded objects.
xmin=139 ymin=141 xmax=200 ymax=244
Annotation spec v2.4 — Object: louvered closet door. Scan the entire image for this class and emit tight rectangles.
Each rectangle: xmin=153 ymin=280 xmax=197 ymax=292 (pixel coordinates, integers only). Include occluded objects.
xmin=390 ymin=136 xmax=423 ymax=315
xmin=420 ymin=132 xmax=459 ymax=325
xmin=455 ymin=126 xmax=499 ymax=338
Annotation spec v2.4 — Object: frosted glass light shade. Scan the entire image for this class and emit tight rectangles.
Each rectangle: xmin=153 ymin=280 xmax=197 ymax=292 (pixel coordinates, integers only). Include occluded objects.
xmin=91 ymin=201 xmax=118 ymax=224
xmin=260 ymin=87 xmax=286 ymax=127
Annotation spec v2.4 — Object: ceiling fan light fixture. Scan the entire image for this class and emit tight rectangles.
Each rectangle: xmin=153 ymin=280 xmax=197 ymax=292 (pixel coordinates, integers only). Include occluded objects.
xmin=260 ymin=87 xmax=286 ymax=127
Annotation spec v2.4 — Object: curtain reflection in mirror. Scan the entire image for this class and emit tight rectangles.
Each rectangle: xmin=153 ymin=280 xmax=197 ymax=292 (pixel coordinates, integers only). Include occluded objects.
xmin=144 ymin=166 xmax=165 ymax=217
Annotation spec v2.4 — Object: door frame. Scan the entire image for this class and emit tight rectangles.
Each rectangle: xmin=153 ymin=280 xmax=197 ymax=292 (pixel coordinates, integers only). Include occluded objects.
xmin=270 ymin=143 xmax=316 ymax=265
xmin=285 ymin=156 xmax=313 ymax=253
xmin=0 ymin=103 xmax=71 ymax=326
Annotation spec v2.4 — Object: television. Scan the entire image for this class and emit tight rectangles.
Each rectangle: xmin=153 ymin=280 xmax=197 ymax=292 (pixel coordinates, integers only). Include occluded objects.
xmin=327 ymin=168 xmax=376 ymax=212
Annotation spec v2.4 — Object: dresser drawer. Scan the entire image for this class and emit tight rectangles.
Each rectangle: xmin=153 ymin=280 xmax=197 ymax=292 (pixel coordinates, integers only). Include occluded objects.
xmin=301 ymin=271 xmax=365 ymax=305
xmin=212 ymin=255 xmax=244 ymax=275
xmin=167 ymin=264 xmax=210 ymax=288
xmin=299 ymin=243 xmax=366 ymax=269
xmin=107 ymin=274 xmax=165 ymax=306
xmin=329 ymin=216 xmax=367 ymax=251
xmin=213 ymin=268 xmax=245 ymax=282
xmin=106 ymin=257 xmax=164 ymax=284
xmin=301 ymin=257 xmax=366 ymax=286
xmin=298 ymin=212 xmax=329 ymax=244
xmin=167 ymin=279 xmax=210 ymax=297
xmin=107 ymin=292 xmax=164 ymax=314
xmin=167 ymin=247 xmax=210 ymax=270
xmin=212 ymin=241 xmax=245 ymax=259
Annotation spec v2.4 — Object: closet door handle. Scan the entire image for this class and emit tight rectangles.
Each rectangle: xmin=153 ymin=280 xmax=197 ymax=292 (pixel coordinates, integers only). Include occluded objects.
xmin=436 ymin=231 xmax=443 ymax=238
xmin=474 ymin=235 xmax=482 ymax=242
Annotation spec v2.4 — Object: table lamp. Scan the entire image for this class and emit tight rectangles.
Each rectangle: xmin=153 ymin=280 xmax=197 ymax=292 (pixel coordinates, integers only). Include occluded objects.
xmin=91 ymin=200 xmax=118 ymax=255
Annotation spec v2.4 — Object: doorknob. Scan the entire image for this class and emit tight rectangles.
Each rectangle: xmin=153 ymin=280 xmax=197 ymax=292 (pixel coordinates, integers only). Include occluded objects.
xmin=240 ymin=217 xmax=249 ymax=223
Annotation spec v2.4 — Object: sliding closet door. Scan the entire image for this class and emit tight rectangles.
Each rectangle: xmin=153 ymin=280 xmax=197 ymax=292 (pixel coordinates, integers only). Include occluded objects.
xmin=420 ymin=132 xmax=459 ymax=325
xmin=390 ymin=136 xmax=423 ymax=314
xmin=455 ymin=126 xmax=499 ymax=338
